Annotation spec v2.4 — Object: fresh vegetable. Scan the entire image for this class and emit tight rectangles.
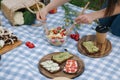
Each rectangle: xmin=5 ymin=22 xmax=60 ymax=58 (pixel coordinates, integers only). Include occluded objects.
xmin=49 ymin=8 xmax=57 ymax=14
xmin=13 ymin=9 xmax=36 ymax=25
xmin=13 ymin=12 xmax=24 ymax=25
xmin=62 ymin=4 xmax=78 ymax=27
xmin=70 ymin=32 xmax=80 ymax=41
xmin=25 ymin=41 xmax=35 ymax=48
xmin=23 ymin=10 xmax=36 ymax=25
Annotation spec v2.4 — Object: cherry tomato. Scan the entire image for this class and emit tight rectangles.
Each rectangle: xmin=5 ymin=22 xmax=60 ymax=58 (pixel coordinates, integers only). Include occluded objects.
xmin=25 ymin=41 xmax=31 ymax=46
xmin=70 ymin=32 xmax=80 ymax=41
xmin=49 ymin=8 xmax=57 ymax=14
xmin=28 ymin=43 xmax=35 ymax=48
xmin=25 ymin=41 xmax=35 ymax=48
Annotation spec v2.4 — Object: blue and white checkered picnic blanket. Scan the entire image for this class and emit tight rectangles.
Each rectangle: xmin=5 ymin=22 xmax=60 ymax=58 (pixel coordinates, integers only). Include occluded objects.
xmin=0 ymin=3 xmax=120 ymax=80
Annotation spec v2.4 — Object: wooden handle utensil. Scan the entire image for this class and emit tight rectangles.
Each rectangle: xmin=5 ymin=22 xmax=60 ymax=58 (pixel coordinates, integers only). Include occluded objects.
xmin=35 ymin=0 xmax=49 ymax=33
xmin=79 ymin=2 xmax=90 ymax=15
xmin=66 ymin=2 xmax=90 ymax=35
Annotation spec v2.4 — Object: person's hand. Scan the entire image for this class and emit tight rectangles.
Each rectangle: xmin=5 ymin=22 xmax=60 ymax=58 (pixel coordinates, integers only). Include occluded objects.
xmin=75 ymin=13 xmax=95 ymax=24
xmin=36 ymin=7 xmax=48 ymax=21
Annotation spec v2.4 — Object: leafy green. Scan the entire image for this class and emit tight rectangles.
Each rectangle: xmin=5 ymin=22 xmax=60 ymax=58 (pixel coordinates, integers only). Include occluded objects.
xmin=23 ymin=10 xmax=36 ymax=25
xmin=62 ymin=4 xmax=80 ymax=29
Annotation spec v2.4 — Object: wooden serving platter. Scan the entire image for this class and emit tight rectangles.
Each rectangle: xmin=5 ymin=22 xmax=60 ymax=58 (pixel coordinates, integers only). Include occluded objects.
xmin=77 ymin=35 xmax=112 ymax=58
xmin=38 ymin=52 xmax=84 ymax=79
xmin=0 ymin=40 xmax=22 ymax=55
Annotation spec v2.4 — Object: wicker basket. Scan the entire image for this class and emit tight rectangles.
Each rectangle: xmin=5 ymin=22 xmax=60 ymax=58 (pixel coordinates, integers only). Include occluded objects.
xmin=1 ymin=0 xmax=44 ymax=26
xmin=0 ymin=18 xmax=1 ymax=26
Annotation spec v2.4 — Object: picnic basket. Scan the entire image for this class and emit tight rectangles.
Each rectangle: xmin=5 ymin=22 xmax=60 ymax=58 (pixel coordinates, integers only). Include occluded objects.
xmin=0 ymin=19 xmax=1 ymax=26
xmin=1 ymin=0 xmax=44 ymax=26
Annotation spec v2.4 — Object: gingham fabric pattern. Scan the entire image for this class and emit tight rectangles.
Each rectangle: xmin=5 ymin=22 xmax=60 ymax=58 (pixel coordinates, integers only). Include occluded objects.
xmin=0 ymin=3 xmax=120 ymax=80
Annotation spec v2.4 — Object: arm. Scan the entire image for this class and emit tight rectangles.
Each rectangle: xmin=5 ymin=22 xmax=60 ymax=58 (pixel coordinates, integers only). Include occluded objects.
xmin=75 ymin=3 xmax=120 ymax=24
xmin=92 ymin=3 xmax=120 ymax=20
xmin=36 ymin=0 xmax=70 ymax=21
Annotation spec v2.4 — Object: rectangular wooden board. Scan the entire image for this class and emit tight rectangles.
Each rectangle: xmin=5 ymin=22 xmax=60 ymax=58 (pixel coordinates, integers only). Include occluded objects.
xmin=0 ymin=40 xmax=22 ymax=55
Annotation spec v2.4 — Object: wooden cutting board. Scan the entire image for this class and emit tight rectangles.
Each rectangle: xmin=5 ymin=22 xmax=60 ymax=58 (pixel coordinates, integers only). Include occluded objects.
xmin=0 ymin=40 xmax=22 ymax=55
xmin=77 ymin=35 xmax=112 ymax=58
xmin=38 ymin=52 xmax=84 ymax=79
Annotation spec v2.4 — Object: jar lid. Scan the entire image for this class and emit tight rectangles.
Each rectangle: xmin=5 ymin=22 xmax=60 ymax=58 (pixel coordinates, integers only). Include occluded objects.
xmin=95 ymin=25 xmax=109 ymax=33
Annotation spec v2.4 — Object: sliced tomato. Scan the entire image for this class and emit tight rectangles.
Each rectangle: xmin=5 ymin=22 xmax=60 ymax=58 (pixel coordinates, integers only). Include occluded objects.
xmin=61 ymin=29 xmax=66 ymax=33
xmin=57 ymin=27 xmax=62 ymax=30
xmin=60 ymin=32 xmax=65 ymax=36
xmin=53 ymin=30 xmax=58 ymax=34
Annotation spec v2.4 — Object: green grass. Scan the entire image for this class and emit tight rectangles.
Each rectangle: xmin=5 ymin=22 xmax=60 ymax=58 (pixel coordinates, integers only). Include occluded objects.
xmin=70 ymin=0 xmax=101 ymax=10
xmin=0 ymin=0 xmax=2 ymax=9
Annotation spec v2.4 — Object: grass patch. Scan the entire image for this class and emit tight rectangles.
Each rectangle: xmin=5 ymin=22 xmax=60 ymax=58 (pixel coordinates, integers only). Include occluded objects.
xmin=69 ymin=0 xmax=101 ymax=10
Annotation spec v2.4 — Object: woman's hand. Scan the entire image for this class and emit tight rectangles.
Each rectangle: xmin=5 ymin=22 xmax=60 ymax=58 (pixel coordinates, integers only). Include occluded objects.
xmin=75 ymin=13 xmax=95 ymax=24
xmin=36 ymin=0 xmax=70 ymax=21
xmin=36 ymin=7 xmax=48 ymax=21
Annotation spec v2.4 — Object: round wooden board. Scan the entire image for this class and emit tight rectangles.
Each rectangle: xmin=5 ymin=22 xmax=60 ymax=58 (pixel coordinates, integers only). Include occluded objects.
xmin=77 ymin=35 xmax=112 ymax=58
xmin=38 ymin=52 xmax=84 ymax=79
